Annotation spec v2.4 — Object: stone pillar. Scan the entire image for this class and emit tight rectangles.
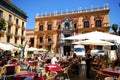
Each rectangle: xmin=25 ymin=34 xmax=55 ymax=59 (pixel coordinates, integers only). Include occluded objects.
xmin=90 ymin=16 xmax=94 ymax=28
xmin=34 ymin=34 xmax=37 ymax=48
xmin=78 ymin=16 xmax=83 ymax=28
xmin=53 ymin=20 xmax=57 ymax=30
xmin=35 ymin=21 xmax=39 ymax=31
xmin=103 ymin=14 xmax=110 ymax=27
xmin=44 ymin=21 xmax=47 ymax=30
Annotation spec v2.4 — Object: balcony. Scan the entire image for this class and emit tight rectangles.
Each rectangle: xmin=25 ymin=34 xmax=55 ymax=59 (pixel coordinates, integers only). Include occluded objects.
xmin=21 ymin=35 xmax=25 ymax=39
xmin=6 ymin=31 xmax=13 ymax=36
xmin=21 ymin=26 xmax=26 ymax=30
xmin=0 ymin=30 xmax=5 ymax=34
xmin=7 ymin=20 xmax=13 ymax=26
xmin=14 ymin=34 xmax=20 ymax=38
xmin=58 ymin=39 xmax=72 ymax=46
xmin=47 ymin=41 xmax=53 ymax=44
xmin=15 ymin=24 xmax=20 ymax=28
xmin=37 ymin=41 xmax=44 ymax=45
xmin=58 ymin=28 xmax=76 ymax=33
xmin=77 ymin=26 xmax=110 ymax=33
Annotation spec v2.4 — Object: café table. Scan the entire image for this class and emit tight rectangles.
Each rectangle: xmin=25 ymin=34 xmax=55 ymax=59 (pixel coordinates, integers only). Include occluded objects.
xmin=25 ymin=58 xmax=31 ymax=62
xmin=45 ymin=64 xmax=62 ymax=72
xmin=100 ymin=68 xmax=120 ymax=77
xmin=4 ymin=64 xmax=17 ymax=67
xmin=29 ymin=61 xmax=38 ymax=66
xmin=15 ymin=71 xmax=36 ymax=80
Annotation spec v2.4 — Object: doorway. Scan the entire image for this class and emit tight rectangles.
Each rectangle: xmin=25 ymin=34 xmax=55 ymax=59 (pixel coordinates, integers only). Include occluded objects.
xmin=63 ymin=46 xmax=71 ymax=56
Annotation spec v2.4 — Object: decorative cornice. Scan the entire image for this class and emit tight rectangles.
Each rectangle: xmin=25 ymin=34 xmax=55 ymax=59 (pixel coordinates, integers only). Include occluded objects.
xmin=36 ymin=4 xmax=109 ymax=19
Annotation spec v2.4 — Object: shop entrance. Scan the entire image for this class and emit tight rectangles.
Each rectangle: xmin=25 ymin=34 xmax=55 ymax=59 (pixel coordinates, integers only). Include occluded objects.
xmin=63 ymin=46 xmax=71 ymax=56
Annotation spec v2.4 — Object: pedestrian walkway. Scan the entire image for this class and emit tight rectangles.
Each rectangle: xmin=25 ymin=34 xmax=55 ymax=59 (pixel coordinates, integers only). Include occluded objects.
xmin=69 ymin=61 xmax=96 ymax=80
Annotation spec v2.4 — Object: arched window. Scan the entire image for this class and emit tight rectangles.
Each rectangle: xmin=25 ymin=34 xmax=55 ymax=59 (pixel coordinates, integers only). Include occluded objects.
xmin=65 ymin=22 xmax=70 ymax=29
xmin=84 ymin=21 xmax=89 ymax=28
xmin=95 ymin=20 xmax=102 ymax=27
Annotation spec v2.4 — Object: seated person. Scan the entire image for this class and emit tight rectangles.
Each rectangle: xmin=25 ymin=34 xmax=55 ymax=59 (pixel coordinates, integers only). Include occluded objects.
xmin=97 ymin=55 xmax=104 ymax=68
xmin=113 ymin=57 xmax=120 ymax=67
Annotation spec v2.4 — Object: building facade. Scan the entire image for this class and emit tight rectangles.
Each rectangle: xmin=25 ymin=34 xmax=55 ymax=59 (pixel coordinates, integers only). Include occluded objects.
xmin=0 ymin=0 xmax=27 ymax=46
xmin=26 ymin=30 xmax=34 ymax=47
xmin=34 ymin=4 xmax=110 ymax=55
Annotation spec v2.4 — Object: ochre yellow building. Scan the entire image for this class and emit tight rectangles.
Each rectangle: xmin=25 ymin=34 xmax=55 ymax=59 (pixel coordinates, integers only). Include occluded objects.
xmin=34 ymin=4 xmax=110 ymax=54
xmin=0 ymin=0 xmax=27 ymax=46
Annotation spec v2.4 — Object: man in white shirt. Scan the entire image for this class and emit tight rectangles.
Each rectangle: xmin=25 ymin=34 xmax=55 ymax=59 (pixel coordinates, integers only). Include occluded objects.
xmin=51 ymin=55 xmax=58 ymax=64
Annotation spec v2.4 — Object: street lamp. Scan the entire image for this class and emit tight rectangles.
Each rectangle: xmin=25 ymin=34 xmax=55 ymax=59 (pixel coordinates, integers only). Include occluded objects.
xmin=111 ymin=24 xmax=120 ymax=36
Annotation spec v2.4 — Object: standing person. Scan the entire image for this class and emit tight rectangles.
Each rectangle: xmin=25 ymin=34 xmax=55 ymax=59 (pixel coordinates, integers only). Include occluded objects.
xmin=71 ymin=53 xmax=79 ymax=75
xmin=51 ymin=55 xmax=58 ymax=64
xmin=85 ymin=49 xmax=92 ymax=78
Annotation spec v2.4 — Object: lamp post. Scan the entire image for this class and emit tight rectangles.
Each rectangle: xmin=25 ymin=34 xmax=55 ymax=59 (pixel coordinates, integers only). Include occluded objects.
xmin=111 ymin=24 xmax=120 ymax=58
xmin=111 ymin=24 xmax=120 ymax=36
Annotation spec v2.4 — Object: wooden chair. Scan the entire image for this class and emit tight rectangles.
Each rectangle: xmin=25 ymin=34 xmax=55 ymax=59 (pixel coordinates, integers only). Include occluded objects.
xmin=104 ymin=77 xmax=114 ymax=80
xmin=56 ymin=70 xmax=64 ymax=80
xmin=47 ymin=71 xmax=57 ymax=80
xmin=91 ymin=67 xmax=100 ymax=78
xmin=2 ymin=66 xmax=16 ymax=80
xmin=63 ymin=66 xmax=70 ymax=79
xmin=97 ymin=71 xmax=112 ymax=80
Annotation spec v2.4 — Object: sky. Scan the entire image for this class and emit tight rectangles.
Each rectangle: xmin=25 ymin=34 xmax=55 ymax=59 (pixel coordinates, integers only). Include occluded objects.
xmin=12 ymin=0 xmax=120 ymax=31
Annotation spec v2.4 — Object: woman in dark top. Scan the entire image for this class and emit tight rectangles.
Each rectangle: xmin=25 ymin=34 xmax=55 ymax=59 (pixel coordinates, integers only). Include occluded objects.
xmin=85 ymin=53 xmax=92 ymax=78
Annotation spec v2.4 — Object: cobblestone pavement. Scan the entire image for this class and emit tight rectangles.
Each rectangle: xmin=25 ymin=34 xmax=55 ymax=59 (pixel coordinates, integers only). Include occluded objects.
xmin=69 ymin=61 xmax=96 ymax=80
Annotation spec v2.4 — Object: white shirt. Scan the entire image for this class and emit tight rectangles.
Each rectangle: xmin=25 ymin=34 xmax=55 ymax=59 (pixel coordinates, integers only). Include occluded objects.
xmin=51 ymin=57 xmax=58 ymax=64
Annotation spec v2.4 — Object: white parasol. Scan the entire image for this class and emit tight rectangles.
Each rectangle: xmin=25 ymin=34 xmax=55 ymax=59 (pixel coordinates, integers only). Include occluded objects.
xmin=62 ymin=31 xmax=120 ymax=44
xmin=72 ymin=39 xmax=114 ymax=46
xmin=38 ymin=48 xmax=48 ymax=52
xmin=26 ymin=47 xmax=39 ymax=51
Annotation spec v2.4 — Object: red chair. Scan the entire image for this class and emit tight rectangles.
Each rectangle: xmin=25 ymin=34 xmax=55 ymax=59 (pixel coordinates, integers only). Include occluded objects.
xmin=0 ymin=61 xmax=2 ymax=65
xmin=28 ymin=61 xmax=38 ymax=72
